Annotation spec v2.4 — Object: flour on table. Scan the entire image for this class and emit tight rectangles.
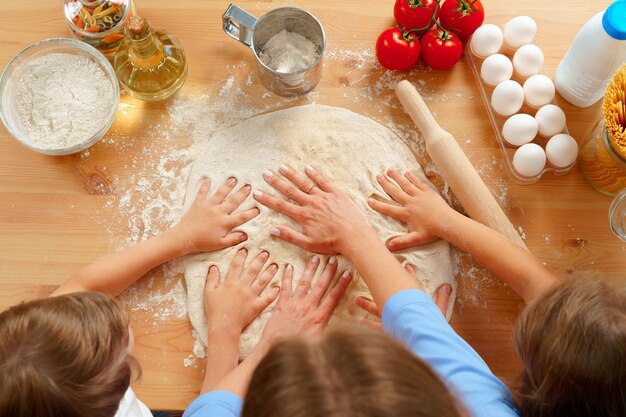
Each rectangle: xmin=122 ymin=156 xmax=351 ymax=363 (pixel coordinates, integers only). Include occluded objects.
xmin=183 ymin=104 xmax=456 ymax=356
xmin=259 ymin=29 xmax=318 ymax=73
xmin=9 ymin=53 xmax=114 ymax=150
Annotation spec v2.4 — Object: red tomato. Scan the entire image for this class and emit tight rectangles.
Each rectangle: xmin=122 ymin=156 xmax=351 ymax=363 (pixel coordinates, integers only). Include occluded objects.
xmin=376 ymin=27 xmax=421 ymax=71
xmin=439 ymin=0 xmax=485 ymax=39
xmin=393 ymin=0 xmax=440 ymax=35
xmin=420 ymin=28 xmax=463 ymax=70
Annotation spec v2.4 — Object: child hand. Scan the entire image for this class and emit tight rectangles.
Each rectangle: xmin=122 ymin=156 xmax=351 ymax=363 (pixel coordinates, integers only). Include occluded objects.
xmin=260 ymin=255 xmax=352 ymax=343
xmin=204 ymin=248 xmax=280 ymax=334
xmin=355 ymin=265 xmax=453 ymax=328
xmin=368 ymin=168 xmax=454 ymax=251
xmin=254 ymin=164 xmax=370 ymax=254
xmin=174 ymin=178 xmax=260 ymax=254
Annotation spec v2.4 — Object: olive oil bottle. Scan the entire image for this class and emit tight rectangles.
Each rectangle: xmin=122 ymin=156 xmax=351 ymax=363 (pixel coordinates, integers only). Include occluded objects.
xmin=114 ymin=16 xmax=187 ymax=101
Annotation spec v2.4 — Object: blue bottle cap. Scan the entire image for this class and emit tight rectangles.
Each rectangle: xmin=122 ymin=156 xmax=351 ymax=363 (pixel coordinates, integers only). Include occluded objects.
xmin=603 ymin=1 xmax=626 ymax=40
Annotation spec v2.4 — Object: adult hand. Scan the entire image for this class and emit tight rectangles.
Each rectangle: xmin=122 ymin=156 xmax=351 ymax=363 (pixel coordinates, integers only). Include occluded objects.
xmin=355 ymin=265 xmax=452 ymax=329
xmin=368 ymin=168 xmax=454 ymax=251
xmin=204 ymin=248 xmax=279 ymax=334
xmin=260 ymin=255 xmax=352 ymax=343
xmin=174 ymin=178 xmax=259 ymax=253
xmin=253 ymin=165 xmax=371 ymax=255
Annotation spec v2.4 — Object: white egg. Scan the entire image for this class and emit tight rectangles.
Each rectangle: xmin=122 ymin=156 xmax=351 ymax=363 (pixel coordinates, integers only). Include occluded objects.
xmin=513 ymin=44 xmax=544 ymax=78
xmin=491 ymin=80 xmax=524 ymax=116
xmin=503 ymin=16 xmax=537 ymax=49
xmin=470 ymin=24 xmax=504 ymax=58
xmin=546 ymin=134 xmax=578 ymax=168
xmin=523 ymin=74 xmax=555 ymax=107
xmin=513 ymin=143 xmax=546 ymax=177
xmin=535 ymin=104 xmax=567 ymax=137
xmin=481 ymin=54 xmax=513 ymax=86
xmin=502 ymin=114 xmax=538 ymax=147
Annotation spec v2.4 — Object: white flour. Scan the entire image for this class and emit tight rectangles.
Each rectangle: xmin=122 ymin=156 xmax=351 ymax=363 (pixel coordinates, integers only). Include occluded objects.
xmin=259 ymin=30 xmax=318 ymax=73
xmin=13 ymin=53 xmax=114 ymax=150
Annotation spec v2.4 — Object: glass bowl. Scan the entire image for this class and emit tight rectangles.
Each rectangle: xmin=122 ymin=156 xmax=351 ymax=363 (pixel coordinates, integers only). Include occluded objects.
xmin=0 ymin=38 xmax=119 ymax=155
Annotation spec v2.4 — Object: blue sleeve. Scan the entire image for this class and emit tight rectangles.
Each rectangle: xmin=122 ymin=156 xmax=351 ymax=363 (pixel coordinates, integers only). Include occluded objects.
xmin=382 ymin=289 xmax=519 ymax=417
xmin=183 ymin=390 xmax=242 ymax=417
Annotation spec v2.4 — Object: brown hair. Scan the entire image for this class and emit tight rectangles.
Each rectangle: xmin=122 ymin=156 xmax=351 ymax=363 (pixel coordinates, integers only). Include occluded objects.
xmin=242 ymin=326 xmax=465 ymax=417
xmin=513 ymin=275 xmax=626 ymax=417
xmin=0 ymin=292 xmax=139 ymax=417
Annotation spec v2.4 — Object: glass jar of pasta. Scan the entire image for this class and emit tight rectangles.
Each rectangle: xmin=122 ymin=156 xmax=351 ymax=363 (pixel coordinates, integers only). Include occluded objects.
xmin=64 ymin=0 xmax=136 ymax=59
xmin=580 ymin=119 xmax=626 ymax=197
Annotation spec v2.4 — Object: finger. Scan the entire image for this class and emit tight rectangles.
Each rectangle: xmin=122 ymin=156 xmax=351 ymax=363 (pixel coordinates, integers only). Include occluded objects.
xmin=205 ymin=265 xmax=220 ymax=290
xmin=225 ymin=248 xmax=247 ymax=281
xmin=210 ymin=177 xmax=238 ymax=203
xmin=241 ymin=251 xmax=270 ymax=284
xmin=252 ymin=263 xmax=279 ymax=295
xmin=405 ymin=171 xmax=430 ymax=192
xmin=228 ymin=207 xmax=260 ymax=228
xmin=279 ymin=164 xmax=317 ymax=194
xmin=355 ymin=296 xmax=380 ymax=317
xmin=405 ymin=264 xmax=415 ymax=275
xmin=318 ymin=271 xmax=352 ymax=317
xmin=387 ymin=232 xmax=426 ymax=251
xmin=196 ymin=178 xmax=211 ymax=200
xmin=279 ymin=264 xmax=294 ymax=301
xmin=263 ymin=169 xmax=309 ymax=204
xmin=310 ymin=256 xmax=339 ymax=304
xmin=367 ymin=198 xmax=405 ymax=220
xmin=219 ymin=232 xmax=248 ymax=248
xmin=376 ymin=173 xmax=408 ymax=204
xmin=435 ymin=284 xmax=452 ymax=317
xmin=305 ymin=165 xmax=334 ymax=192
xmin=253 ymin=190 xmax=304 ymax=220
xmin=360 ymin=318 xmax=383 ymax=331
xmin=255 ymin=286 xmax=280 ymax=312
xmin=387 ymin=168 xmax=419 ymax=196
xmin=269 ymin=226 xmax=314 ymax=252
xmin=222 ymin=184 xmax=252 ymax=213
xmin=295 ymin=255 xmax=321 ymax=298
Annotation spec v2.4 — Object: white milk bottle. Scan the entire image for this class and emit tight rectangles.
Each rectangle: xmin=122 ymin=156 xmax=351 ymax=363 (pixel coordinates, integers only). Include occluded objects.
xmin=554 ymin=0 xmax=626 ymax=108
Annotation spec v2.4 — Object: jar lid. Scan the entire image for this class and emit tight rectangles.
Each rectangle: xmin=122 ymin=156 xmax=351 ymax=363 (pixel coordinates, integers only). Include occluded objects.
xmin=603 ymin=1 xmax=626 ymax=40
xmin=64 ymin=0 xmax=130 ymax=38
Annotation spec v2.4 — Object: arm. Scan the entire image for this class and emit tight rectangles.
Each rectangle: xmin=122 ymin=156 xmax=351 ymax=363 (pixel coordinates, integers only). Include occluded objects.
xmin=52 ymin=178 xmax=258 ymax=297
xmin=382 ymin=289 xmax=519 ymax=417
xmin=369 ymin=169 xmax=558 ymax=303
xmin=200 ymin=249 xmax=278 ymax=394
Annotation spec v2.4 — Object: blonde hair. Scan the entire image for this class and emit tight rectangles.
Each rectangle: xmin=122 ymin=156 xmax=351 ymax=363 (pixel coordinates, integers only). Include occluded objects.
xmin=243 ymin=326 xmax=466 ymax=417
xmin=513 ymin=275 xmax=626 ymax=417
xmin=0 ymin=292 xmax=139 ymax=417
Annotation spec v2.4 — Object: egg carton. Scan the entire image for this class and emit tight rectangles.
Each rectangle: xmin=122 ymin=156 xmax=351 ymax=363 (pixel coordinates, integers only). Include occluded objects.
xmin=466 ymin=41 xmax=576 ymax=185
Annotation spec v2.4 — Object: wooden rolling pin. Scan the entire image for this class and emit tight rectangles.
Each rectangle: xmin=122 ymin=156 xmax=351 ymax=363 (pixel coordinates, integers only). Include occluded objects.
xmin=395 ymin=80 xmax=527 ymax=249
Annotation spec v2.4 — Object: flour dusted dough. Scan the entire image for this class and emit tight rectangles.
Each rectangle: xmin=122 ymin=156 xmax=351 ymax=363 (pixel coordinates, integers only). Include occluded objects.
xmin=184 ymin=104 xmax=456 ymax=356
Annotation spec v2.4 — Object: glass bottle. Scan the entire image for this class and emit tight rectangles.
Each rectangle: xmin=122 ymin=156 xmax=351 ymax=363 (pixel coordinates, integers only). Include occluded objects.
xmin=64 ymin=0 xmax=135 ymax=58
xmin=580 ymin=118 xmax=626 ymax=196
xmin=609 ymin=188 xmax=626 ymax=241
xmin=114 ymin=16 xmax=187 ymax=101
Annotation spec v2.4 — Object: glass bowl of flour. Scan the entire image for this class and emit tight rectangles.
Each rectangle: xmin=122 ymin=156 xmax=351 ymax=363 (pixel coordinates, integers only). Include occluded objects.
xmin=0 ymin=38 xmax=119 ymax=155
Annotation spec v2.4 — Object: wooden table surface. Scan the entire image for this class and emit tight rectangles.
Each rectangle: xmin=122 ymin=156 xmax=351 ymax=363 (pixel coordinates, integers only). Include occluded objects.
xmin=1 ymin=0 xmax=624 ymax=411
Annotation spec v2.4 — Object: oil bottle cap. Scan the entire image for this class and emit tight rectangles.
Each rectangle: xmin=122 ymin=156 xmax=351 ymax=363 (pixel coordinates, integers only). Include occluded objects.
xmin=603 ymin=1 xmax=626 ymax=40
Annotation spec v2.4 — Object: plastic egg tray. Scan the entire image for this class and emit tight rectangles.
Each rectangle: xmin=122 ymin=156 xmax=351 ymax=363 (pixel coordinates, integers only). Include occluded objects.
xmin=466 ymin=39 xmax=576 ymax=185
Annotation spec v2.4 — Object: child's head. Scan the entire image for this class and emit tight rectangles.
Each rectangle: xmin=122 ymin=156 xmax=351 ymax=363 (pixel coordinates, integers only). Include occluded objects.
xmin=513 ymin=275 xmax=626 ymax=417
xmin=242 ymin=326 xmax=466 ymax=417
xmin=0 ymin=292 xmax=138 ymax=417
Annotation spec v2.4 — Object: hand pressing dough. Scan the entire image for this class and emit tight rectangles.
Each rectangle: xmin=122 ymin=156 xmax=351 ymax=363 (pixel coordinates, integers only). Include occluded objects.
xmin=183 ymin=104 xmax=456 ymax=356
